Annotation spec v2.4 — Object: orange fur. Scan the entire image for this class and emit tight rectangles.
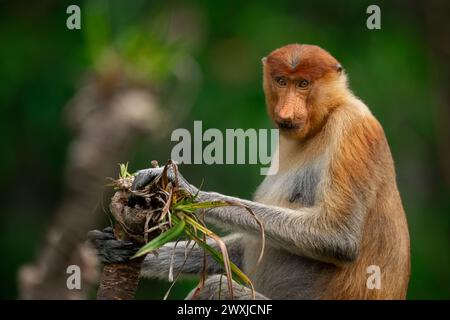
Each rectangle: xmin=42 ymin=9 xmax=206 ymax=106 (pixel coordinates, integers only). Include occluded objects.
xmin=321 ymin=113 xmax=410 ymax=299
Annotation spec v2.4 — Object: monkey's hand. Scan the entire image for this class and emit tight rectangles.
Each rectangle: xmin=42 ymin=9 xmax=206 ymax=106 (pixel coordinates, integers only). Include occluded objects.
xmin=131 ymin=166 xmax=198 ymax=195
xmin=87 ymin=227 xmax=140 ymax=264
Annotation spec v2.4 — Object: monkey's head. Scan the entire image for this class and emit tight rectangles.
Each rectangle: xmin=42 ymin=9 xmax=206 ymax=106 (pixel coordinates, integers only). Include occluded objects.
xmin=263 ymin=44 xmax=346 ymax=140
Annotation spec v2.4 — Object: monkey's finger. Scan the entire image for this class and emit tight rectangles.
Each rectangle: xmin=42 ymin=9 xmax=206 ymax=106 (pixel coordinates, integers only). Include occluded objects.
xmin=131 ymin=168 xmax=163 ymax=191
xmin=87 ymin=229 xmax=115 ymax=241
xmin=98 ymin=239 xmax=139 ymax=250
xmin=102 ymin=226 xmax=114 ymax=234
xmin=102 ymin=250 xmax=136 ymax=263
xmin=99 ymin=242 xmax=140 ymax=264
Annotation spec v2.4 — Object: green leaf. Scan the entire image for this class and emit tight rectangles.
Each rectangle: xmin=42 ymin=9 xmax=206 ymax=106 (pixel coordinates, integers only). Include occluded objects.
xmin=173 ymin=201 xmax=230 ymax=213
xmin=183 ymin=223 xmax=252 ymax=288
xmin=131 ymin=219 xmax=186 ymax=259
xmin=118 ymin=162 xmax=133 ymax=179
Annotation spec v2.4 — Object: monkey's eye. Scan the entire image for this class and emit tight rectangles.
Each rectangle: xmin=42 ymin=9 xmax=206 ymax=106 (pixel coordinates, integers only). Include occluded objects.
xmin=275 ymin=77 xmax=288 ymax=87
xmin=297 ymin=79 xmax=310 ymax=89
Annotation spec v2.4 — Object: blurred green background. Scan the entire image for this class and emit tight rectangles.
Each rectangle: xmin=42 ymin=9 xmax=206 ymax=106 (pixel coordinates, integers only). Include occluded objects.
xmin=1 ymin=0 xmax=449 ymax=299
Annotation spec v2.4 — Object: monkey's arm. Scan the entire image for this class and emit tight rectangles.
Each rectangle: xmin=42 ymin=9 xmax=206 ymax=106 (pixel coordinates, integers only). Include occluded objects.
xmin=134 ymin=173 xmax=367 ymax=265
xmin=88 ymin=227 xmax=243 ymax=279
xmin=198 ymin=191 xmax=363 ymax=265
xmin=132 ymin=173 xmax=364 ymax=265
xmin=131 ymin=177 xmax=366 ymax=265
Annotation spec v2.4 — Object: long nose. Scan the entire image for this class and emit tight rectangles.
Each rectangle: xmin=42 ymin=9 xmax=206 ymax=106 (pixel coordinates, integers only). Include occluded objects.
xmin=277 ymin=93 xmax=296 ymax=121
xmin=278 ymin=103 xmax=294 ymax=121
xmin=276 ymin=95 xmax=308 ymax=126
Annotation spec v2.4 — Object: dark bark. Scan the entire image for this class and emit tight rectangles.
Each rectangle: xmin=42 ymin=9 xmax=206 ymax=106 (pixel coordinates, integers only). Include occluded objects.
xmin=96 ymin=256 xmax=145 ymax=300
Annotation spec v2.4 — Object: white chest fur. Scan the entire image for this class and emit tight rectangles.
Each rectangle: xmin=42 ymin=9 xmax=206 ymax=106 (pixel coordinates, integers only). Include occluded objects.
xmin=254 ymin=158 xmax=325 ymax=209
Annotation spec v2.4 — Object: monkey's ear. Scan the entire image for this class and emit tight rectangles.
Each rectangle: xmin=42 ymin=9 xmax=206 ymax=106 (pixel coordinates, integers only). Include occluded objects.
xmin=261 ymin=57 xmax=267 ymax=65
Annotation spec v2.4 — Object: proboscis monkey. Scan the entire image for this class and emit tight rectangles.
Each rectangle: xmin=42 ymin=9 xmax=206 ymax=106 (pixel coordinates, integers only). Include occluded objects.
xmin=89 ymin=44 xmax=410 ymax=299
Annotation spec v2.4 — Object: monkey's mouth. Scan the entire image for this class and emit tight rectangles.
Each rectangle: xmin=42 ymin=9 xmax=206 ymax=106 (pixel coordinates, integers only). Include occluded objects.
xmin=276 ymin=122 xmax=303 ymax=130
